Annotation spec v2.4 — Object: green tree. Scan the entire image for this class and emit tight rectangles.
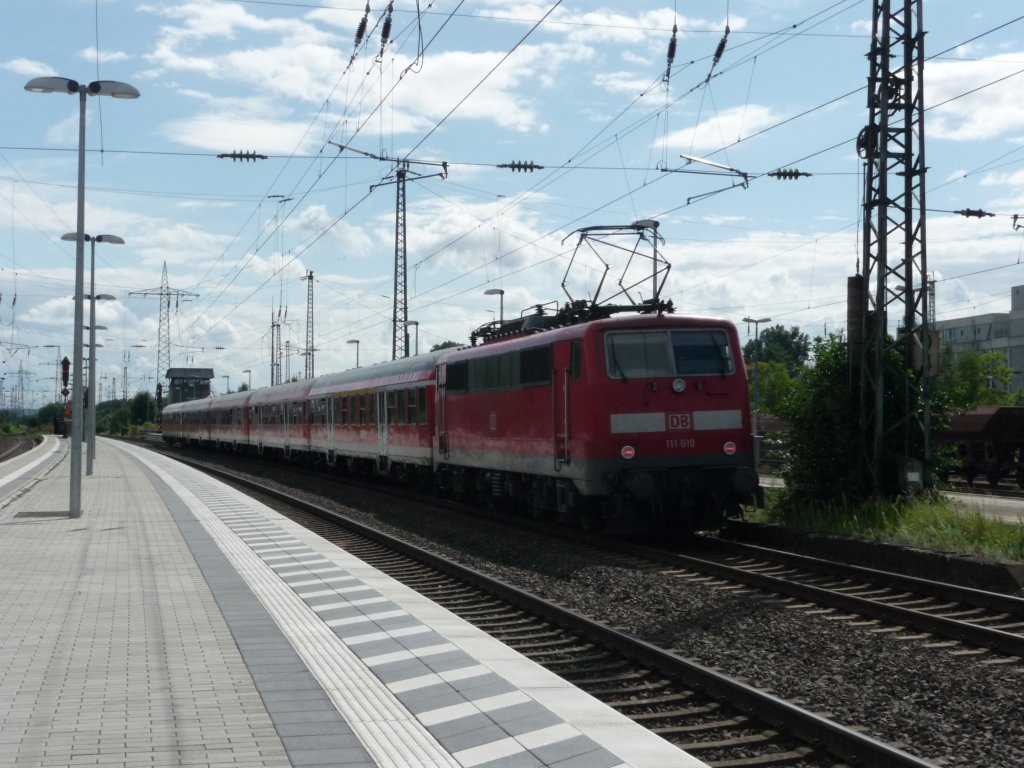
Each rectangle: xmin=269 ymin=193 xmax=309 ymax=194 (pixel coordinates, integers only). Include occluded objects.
xmin=96 ymin=400 xmax=131 ymax=436
xmin=934 ymin=346 xmax=1016 ymax=411
xmin=744 ymin=324 xmax=811 ymax=373
xmin=430 ymin=340 xmax=461 ymax=351
xmin=129 ymin=391 xmax=156 ymax=425
xmin=777 ymin=334 xmax=865 ymax=503
xmin=37 ymin=402 xmax=65 ymax=431
xmin=751 ymin=361 xmax=796 ymax=415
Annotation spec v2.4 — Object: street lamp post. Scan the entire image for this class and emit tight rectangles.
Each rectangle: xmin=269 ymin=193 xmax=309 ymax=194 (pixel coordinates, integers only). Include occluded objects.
xmin=347 ymin=339 xmax=360 ymax=368
xmin=742 ymin=316 xmax=771 ymax=469
xmin=27 ymin=76 xmax=139 ymax=517
xmin=484 ymin=288 xmax=505 ymax=323
xmin=64 ymin=232 xmax=122 ymax=476
xmin=403 ymin=320 xmax=419 ymax=356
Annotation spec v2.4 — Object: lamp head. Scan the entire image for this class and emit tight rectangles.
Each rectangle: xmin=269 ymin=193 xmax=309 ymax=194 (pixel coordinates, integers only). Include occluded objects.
xmin=25 ymin=76 xmax=77 ymax=94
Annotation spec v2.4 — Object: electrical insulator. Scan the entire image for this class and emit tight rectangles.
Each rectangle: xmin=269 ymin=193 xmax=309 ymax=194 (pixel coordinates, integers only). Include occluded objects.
xmin=380 ymin=2 xmax=393 ymax=56
xmin=217 ymin=151 xmax=267 ymax=162
xmin=664 ymin=23 xmax=678 ymax=84
xmin=954 ymin=208 xmax=994 ymax=218
xmin=713 ymin=25 xmax=730 ymax=67
xmin=768 ymin=168 xmax=811 ymax=180
xmin=354 ymin=2 xmax=369 ymax=48
xmin=499 ymin=161 xmax=544 ymax=173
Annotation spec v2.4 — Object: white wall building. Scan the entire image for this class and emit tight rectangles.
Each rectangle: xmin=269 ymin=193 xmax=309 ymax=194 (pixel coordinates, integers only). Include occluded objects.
xmin=933 ymin=285 xmax=1024 ymax=393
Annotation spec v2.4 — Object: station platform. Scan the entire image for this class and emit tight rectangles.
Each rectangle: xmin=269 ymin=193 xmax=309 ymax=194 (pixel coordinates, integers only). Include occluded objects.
xmin=0 ymin=436 xmax=706 ymax=768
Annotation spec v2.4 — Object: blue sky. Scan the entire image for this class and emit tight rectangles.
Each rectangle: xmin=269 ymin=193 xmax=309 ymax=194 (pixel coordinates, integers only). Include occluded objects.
xmin=3 ymin=0 xmax=1024 ymax=406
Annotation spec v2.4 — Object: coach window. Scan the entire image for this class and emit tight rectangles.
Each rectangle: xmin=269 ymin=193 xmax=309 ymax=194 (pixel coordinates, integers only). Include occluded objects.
xmin=387 ymin=391 xmax=397 ymax=425
xmin=417 ymin=386 xmax=428 ymax=423
xmin=446 ymin=361 xmax=468 ymax=392
xmin=368 ymin=392 xmax=376 ymax=425
xmin=520 ymin=345 xmax=552 ymax=386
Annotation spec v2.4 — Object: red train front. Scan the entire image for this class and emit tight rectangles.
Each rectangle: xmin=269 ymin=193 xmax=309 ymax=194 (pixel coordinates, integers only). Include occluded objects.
xmin=438 ymin=312 xmax=761 ymax=531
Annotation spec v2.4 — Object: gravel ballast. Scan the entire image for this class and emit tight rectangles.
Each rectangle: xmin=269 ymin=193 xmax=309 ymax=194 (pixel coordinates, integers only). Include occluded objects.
xmin=197 ymin=456 xmax=1024 ymax=768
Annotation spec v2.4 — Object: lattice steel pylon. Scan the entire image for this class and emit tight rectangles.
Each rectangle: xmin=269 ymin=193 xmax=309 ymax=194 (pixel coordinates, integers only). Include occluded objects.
xmin=856 ymin=0 xmax=930 ymax=494
xmin=328 ymin=142 xmax=447 ymax=360
xmin=129 ymin=262 xmax=199 ymax=400
xmin=393 ymin=166 xmax=408 ymax=360
xmin=302 ymin=270 xmax=315 ymax=378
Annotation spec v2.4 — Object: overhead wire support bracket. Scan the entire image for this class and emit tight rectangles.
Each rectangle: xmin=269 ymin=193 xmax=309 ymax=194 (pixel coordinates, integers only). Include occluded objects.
xmin=329 ymin=141 xmax=448 ymax=359
xmin=662 ymin=153 xmax=752 ymax=204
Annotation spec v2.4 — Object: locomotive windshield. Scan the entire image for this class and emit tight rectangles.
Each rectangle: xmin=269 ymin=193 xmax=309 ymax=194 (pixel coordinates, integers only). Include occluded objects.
xmin=605 ymin=329 xmax=734 ymax=379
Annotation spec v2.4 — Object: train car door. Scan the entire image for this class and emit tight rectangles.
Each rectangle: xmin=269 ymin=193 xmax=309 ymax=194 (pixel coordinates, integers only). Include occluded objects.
xmin=377 ymin=389 xmax=389 ymax=469
xmin=552 ymin=341 xmax=572 ymax=469
xmin=326 ymin=395 xmax=336 ymax=465
xmin=253 ymin=405 xmax=264 ymax=454
xmin=435 ymin=364 xmax=448 ymax=460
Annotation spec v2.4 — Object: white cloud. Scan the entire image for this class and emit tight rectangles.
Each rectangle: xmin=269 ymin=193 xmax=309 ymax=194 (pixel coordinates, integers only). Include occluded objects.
xmin=663 ymin=104 xmax=781 ymax=152
xmin=79 ymin=47 xmax=131 ymax=64
xmin=2 ymin=57 xmax=53 ymax=76
xmin=927 ymin=54 xmax=1024 ymax=141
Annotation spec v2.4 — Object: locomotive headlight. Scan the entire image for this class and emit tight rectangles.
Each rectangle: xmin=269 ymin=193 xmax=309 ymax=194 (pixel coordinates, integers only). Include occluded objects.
xmin=621 ymin=445 xmax=636 ymax=459
xmin=671 ymin=378 xmax=686 ymax=393
xmin=723 ymin=441 xmax=737 ymax=455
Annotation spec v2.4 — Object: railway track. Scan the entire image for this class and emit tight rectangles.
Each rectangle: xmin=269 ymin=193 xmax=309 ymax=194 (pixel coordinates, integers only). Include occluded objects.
xmin=0 ymin=435 xmax=37 ymax=463
xmin=159 ymin=444 xmax=1024 ymax=660
xmin=674 ymin=537 xmax=1024 ymax=660
xmin=163 ymin=448 xmax=939 ymax=768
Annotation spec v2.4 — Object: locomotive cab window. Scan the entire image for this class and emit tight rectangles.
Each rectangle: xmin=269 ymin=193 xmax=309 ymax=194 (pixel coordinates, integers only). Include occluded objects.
xmin=605 ymin=329 xmax=734 ymax=378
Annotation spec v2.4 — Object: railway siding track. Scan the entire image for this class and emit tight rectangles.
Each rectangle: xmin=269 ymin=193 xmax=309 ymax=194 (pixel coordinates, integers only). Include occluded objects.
xmin=663 ymin=538 xmax=1024 ymax=661
xmin=0 ymin=435 xmax=37 ymax=463
xmin=171 ymin=452 xmax=938 ymax=768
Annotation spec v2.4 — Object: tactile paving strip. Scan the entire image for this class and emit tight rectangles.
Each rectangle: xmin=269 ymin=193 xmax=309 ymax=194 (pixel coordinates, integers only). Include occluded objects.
xmin=126 ymin=445 xmax=631 ymax=768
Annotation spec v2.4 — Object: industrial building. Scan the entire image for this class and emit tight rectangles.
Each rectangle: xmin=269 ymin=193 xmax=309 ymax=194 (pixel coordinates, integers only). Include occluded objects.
xmin=933 ymin=285 xmax=1024 ymax=393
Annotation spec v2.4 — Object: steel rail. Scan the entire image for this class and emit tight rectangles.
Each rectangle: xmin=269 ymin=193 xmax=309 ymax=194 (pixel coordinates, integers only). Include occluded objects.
xmin=179 ymin=455 xmax=939 ymax=768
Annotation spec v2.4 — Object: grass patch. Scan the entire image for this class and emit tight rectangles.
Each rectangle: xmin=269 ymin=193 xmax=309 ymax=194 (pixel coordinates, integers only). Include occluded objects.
xmin=748 ymin=489 xmax=1024 ymax=563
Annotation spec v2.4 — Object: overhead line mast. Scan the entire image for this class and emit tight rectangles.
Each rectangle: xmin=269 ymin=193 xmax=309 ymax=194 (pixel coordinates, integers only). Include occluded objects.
xmin=128 ymin=262 xmax=199 ymax=407
xmin=330 ymin=142 xmax=447 ymax=359
xmin=854 ymin=0 xmax=930 ymax=494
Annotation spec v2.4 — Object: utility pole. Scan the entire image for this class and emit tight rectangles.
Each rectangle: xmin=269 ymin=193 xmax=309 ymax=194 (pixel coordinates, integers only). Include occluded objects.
xmin=855 ymin=0 xmax=929 ymax=494
xmin=269 ymin=307 xmax=282 ymax=386
xmin=302 ymin=270 xmax=315 ymax=378
xmin=330 ymin=142 xmax=447 ymax=359
xmin=129 ymin=262 xmax=198 ymax=401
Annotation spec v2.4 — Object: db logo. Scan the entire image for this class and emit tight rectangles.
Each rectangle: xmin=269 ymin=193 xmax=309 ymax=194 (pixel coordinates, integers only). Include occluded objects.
xmin=668 ymin=413 xmax=692 ymax=430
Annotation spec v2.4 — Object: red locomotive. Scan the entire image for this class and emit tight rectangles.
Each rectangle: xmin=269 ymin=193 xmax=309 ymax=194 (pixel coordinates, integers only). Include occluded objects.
xmin=162 ymin=222 xmax=763 ymax=532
